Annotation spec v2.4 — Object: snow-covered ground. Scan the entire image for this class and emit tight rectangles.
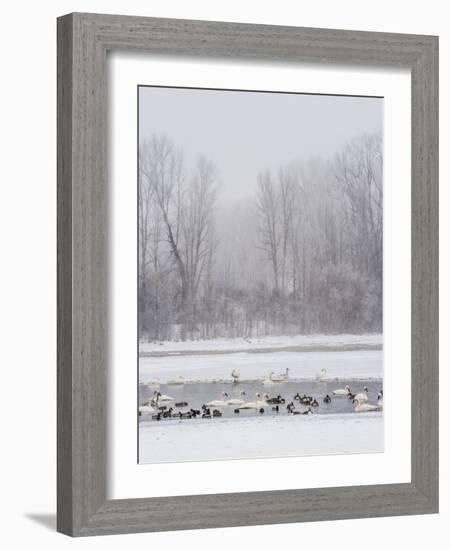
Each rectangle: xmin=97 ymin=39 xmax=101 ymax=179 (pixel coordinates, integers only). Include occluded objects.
xmin=139 ymin=411 xmax=383 ymax=463
xmin=139 ymin=344 xmax=383 ymax=464
xmin=140 ymin=333 xmax=382 ymax=355
xmin=139 ymin=349 xmax=383 ymax=383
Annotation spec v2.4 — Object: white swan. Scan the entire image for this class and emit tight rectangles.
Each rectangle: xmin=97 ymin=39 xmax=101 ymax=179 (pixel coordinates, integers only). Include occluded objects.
xmin=206 ymin=391 xmax=229 ymax=407
xmin=153 ymin=390 xmax=173 ymax=402
xmin=333 ymin=385 xmax=351 ymax=396
xmin=167 ymin=375 xmax=185 ymax=385
xmin=231 ymin=369 xmax=240 ymax=383
xmin=270 ymin=368 xmax=289 ymax=382
xmin=353 ymin=387 xmax=369 ymax=402
xmin=159 ymin=394 xmax=173 ymax=401
xmin=263 ymin=372 xmax=275 ymax=386
xmin=254 ymin=393 xmax=271 ymax=408
xmin=139 ymin=400 xmax=155 ymax=414
xmin=315 ymin=368 xmax=327 ymax=381
xmin=239 ymin=393 xmax=269 ymax=410
xmin=354 ymin=397 xmax=378 ymax=413
xmin=377 ymin=392 xmax=384 ymax=410
xmin=226 ymin=390 xmax=246 ymax=406
xmin=258 ymin=393 xmax=273 ymax=408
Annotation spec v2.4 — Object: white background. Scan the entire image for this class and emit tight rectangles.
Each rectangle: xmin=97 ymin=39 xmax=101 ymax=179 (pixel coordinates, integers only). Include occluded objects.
xmin=110 ymin=55 xmax=410 ymax=497
xmin=0 ymin=1 xmax=447 ymax=548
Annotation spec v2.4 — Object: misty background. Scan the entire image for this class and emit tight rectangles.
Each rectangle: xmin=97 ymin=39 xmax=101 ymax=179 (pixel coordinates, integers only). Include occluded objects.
xmin=138 ymin=86 xmax=383 ymax=342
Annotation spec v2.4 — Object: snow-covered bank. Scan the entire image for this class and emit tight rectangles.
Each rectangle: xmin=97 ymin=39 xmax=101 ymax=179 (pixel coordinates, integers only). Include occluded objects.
xmin=139 ymin=349 xmax=383 ymax=384
xmin=139 ymin=412 xmax=383 ymax=463
xmin=140 ymin=333 xmax=382 ymax=355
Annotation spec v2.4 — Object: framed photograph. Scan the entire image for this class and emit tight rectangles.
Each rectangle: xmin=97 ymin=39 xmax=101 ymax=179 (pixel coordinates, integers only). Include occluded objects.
xmin=57 ymin=13 xmax=438 ymax=536
xmin=137 ymin=85 xmax=384 ymax=464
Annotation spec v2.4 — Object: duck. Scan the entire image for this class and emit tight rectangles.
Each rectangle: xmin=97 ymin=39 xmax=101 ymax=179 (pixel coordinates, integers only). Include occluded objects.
xmin=287 ymin=402 xmax=296 ymax=413
xmin=332 ymin=385 xmax=351 ymax=396
xmin=205 ymin=392 xmax=228 ymax=408
xmin=226 ymin=390 xmax=246 ymax=406
xmin=151 ymin=412 xmax=161 ymax=421
xmin=234 ymin=408 xmax=240 ymax=414
xmin=300 ymin=395 xmax=312 ymax=405
xmin=175 ymin=401 xmax=189 ymax=408
xmin=266 ymin=394 xmax=284 ymax=404
xmin=259 ymin=408 xmax=265 ymax=414
xmin=174 ymin=411 xmax=192 ymax=419
xmin=212 ymin=409 xmax=223 ymax=417
xmin=301 ymin=407 xmax=313 ymax=415
xmin=231 ymin=369 xmax=240 ymax=383
xmin=353 ymin=387 xmax=369 ymax=402
xmin=354 ymin=397 xmax=378 ymax=413
xmin=138 ymin=400 xmax=155 ymax=414
xmin=323 ymin=394 xmax=331 ymax=404
xmin=272 ymin=405 xmax=279 ymax=412
xmin=311 ymin=399 xmax=319 ymax=408
xmin=167 ymin=375 xmax=185 ymax=385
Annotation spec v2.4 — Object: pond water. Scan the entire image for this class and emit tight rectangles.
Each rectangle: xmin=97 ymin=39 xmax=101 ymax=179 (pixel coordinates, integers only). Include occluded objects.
xmin=139 ymin=378 xmax=382 ymax=424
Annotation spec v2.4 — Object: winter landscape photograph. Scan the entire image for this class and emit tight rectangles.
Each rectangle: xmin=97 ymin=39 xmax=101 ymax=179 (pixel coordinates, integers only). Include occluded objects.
xmin=138 ymin=85 xmax=384 ymax=464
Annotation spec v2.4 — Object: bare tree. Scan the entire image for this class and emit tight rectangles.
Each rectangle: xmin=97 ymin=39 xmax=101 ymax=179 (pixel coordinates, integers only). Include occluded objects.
xmin=140 ymin=136 xmax=218 ymax=338
xmin=138 ymin=147 xmax=152 ymax=335
xmin=180 ymin=156 xmax=218 ymax=334
xmin=140 ymin=138 xmax=180 ymax=338
xmin=139 ymin=132 xmax=383 ymax=342
xmin=140 ymin=135 xmax=186 ymax=308
xmin=256 ymin=171 xmax=280 ymax=291
xmin=334 ymin=134 xmax=383 ymax=278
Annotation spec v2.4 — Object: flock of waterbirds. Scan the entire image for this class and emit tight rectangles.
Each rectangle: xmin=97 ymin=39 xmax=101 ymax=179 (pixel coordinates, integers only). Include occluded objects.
xmin=139 ymin=369 xmax=383 ymax=421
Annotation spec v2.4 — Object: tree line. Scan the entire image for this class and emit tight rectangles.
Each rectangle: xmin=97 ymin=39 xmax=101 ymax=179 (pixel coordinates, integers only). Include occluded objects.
xmin=139 ymin=133 xmax=382 ymax=341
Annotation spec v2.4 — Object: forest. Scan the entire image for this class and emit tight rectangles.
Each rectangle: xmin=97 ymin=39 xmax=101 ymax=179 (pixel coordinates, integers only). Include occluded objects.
xmin=138 ymin=132 xmax=383 ymax=342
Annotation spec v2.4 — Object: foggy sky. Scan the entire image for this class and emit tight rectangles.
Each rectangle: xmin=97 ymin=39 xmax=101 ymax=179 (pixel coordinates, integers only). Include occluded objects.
xmin=139 ymin=86 xmax=383 ymax=204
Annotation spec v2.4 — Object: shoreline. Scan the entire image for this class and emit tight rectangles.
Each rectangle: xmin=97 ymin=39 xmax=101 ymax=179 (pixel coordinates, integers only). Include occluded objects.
xmin=140 ymin=349 xmax=383 ymax=384
xmin=140 ymin=343 xmax=382 ymax=358
xmin=141 ymin=375 xmax=383 ymax=385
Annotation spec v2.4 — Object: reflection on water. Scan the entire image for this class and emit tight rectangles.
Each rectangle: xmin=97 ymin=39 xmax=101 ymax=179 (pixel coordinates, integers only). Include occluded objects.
xmin=139 ymin=378 xmax=382 ymax=423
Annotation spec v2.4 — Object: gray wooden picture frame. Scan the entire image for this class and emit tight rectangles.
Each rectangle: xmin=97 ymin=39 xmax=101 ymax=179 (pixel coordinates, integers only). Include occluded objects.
xmin=57 ymin=12 xmax=439 ymax=537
